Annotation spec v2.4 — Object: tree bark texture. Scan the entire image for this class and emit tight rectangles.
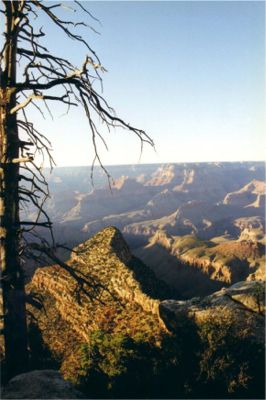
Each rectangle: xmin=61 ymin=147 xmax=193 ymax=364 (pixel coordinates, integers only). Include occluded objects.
xmin=0 ymin=1 xmax=28 ymax=378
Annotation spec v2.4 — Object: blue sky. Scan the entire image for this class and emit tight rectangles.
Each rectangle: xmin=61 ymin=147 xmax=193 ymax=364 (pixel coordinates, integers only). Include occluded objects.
xmin=13 ymin=1 xmax=266 ymax=165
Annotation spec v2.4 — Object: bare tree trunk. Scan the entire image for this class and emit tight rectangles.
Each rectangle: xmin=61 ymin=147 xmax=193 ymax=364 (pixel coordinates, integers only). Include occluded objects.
xmin=0 ymin=1 xmax=28 ymax=378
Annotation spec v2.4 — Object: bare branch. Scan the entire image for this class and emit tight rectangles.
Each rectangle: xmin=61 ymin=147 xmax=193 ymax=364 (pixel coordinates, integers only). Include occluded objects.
xmin=12 ymin=157 xmax=34 ymax=164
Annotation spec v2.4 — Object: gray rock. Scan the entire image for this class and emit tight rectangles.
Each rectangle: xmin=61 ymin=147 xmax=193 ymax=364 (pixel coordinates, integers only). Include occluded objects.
xmin=159 ymin=280 xmax=265 ymax=342
xmin=1 ymin=370 xmax=84 ymax=399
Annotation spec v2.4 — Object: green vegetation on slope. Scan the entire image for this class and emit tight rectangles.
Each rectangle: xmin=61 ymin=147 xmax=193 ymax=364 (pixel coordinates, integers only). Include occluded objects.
xmin=26 ymin=309 xmax=265 ymax=399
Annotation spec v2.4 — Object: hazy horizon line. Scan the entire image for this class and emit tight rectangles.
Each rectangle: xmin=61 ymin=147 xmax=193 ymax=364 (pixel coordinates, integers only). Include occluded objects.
xmin=45 ymin=160 xmax=266 ymax=169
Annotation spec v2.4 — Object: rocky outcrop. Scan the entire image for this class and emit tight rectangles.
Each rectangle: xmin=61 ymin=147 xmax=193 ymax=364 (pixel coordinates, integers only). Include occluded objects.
xmin=1 ymin=370 xmax=84 ymax=399
xmin=145 ymin=164 xmax=178 ymax=186
xmin=235 ymin=216 xmax=265 ymax=244
xmin=160 ymin=281 xmax=265 ymax=342
xmin=27 ymin=227 xmax=171 ymax=380
xmin=30 ymin=227 xmax=167 ymax=320
xmin=223 ymin=180 xmax=266 ymax=208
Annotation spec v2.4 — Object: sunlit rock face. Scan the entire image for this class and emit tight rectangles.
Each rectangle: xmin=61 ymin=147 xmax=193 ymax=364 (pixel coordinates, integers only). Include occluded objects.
xmin=223 ymin=180 xmax=266 ymax=208
xmin=30 ymin=227 xmax=169 ymax=325
xmin=159 ymin=280 xmax=265 ymax=343
xmin=27 ymin=227 xmax=173 ymax=380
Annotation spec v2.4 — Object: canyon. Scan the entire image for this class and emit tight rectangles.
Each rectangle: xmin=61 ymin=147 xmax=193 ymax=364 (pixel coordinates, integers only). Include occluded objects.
xmin=24 ymin=162 xmax=265 ymax=297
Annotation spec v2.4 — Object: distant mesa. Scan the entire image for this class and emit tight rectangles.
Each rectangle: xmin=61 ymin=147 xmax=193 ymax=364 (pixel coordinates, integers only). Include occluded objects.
xmin=145 ymin=164 xmax=181 ymax=186
xmin=111 ymin=175 xmax=139 ymax=190
xmin=223 ymin=179 xmax=266 ymax=208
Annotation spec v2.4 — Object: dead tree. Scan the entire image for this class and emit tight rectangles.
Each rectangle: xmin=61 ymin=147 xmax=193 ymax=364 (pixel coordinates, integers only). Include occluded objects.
xmin=0 ymin=0 xmax=153 ymax=378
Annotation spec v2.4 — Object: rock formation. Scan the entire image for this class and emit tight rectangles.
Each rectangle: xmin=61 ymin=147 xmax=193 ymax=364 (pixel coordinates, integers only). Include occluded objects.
xmin=27 ymin=227 xmax=172 ymax=381
xmin=160 ymin=280 xmax=265 ymax=343
xmin=224 ymin=180 xmax=266 ymax=208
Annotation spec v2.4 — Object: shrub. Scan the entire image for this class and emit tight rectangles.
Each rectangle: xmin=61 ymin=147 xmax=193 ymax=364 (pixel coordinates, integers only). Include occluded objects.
xmin=197 ymin=311 xmax=265 ymax=398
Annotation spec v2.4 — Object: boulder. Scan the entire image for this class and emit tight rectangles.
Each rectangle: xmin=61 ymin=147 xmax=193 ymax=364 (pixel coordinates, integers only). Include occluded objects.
xmin=1 ymin=370 xmax=84 ymax=399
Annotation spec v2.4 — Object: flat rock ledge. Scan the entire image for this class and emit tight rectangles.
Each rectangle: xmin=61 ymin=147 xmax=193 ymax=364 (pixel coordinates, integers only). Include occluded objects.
xmin=159 ymin=280 xmax=265 ymax=342
xmin=1 ymin=370 xmax=84 ymax=399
